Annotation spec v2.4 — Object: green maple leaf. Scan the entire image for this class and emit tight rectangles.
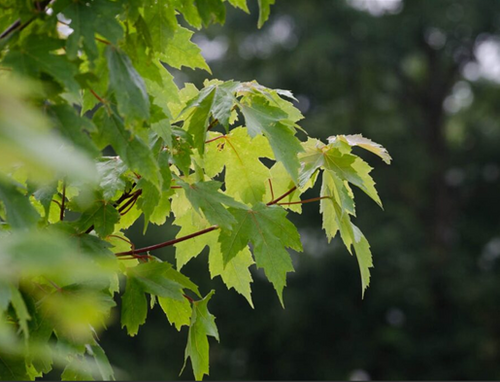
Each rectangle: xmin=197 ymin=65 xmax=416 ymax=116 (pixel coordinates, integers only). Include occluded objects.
xmin=63 ymin=0 xmax=123 ymax=63
xmin=182 ymin=82 xmax=239 ymax=153
xmin=257 ymin=0 xmax=276 ymax=28
xmin=144 ymin=0 xmax=177 ymax=54
xmin=3 ymin=35 xmax=80 ymax=95
xmin=93 ymin=108 xmax=161 ymax=189
xmin=158 ymin=296 xmax=192 ymax=331
xmin=228 ymin=0 xmax=249 ymax=13
xmin=196 ymin=0 xmax=226 ymax=27
xmin=182 ymin=290 xmax=219 ymax=381
xmin=130 ymin=267 xmax=181 ymax=300
xmin=76 ymin=201 xmax=120 ymax=238
xmin=328 ymin=134 xmax=392 ymax=164
xmin=173 ymin=212 xmax=216 ymax=269
xmin=88 ymin=344 xmax=115 ymax=381
xmin=171 ymin=0 xmax=203 ymax=29
xmin=324 ymin=148 xmax=382 ymax=207
xmin=240 ymin=96 xmax=303 ymax=184
xmin=106 ymin=47 xmax=150 ymax=122
xmin=121 ymin=277 xmax=147 ymax=336
xmin=96 ymin=157 xmax=128 ymax=201
xmin=0 ymin=352 xmax=29 ymax=381
xmin=180 ymin=180 xmax=248 ymax=230
xmin=10 ymin=285 xmax=31 ymax=339
xmin=0 ymin=181 xmax=40 ymax=230
xmin=320 ymin=170 xmax=355 ymax=247
xmin=319 ymin=170 xmax=373 ymax=297
xmin=161 ymin=26 xmax=210 ymax=72
xmin=209 ymin=245 xmax=254 ymax=307
xmin=351 ymin=224 xmax=373 ymax=298
xmin=136 ymin=178 xmax=161 ymax=233
xmin=219 ymin=203 xmax=302 ymax=305
xmin=299 ymin=138 xmax=382 ymax=207
xmin=61 ymin=357 xmax=94 ymax=381
xmin=122 ymin=261 xmax=198 ymax=336
xmin=204 ymin=127 xmax=272 ymax=205
xmin=48 ymin=104 xmax=100 ymax=158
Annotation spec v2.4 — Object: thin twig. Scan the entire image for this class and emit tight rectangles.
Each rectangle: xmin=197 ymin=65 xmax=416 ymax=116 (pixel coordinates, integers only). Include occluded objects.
xmin=60 ymin=181 xmax=66 ymax=221
xmin=118 ymin=190 xmax=142 ymax=214
xmin=108 ymin=234 xmax=135 ymax=252
xmin=267 ymin=186 xmax=297 ymax=206
xmin=277 ymin=196 xmax=329 ymax=206
xmin=95 ymin=37 xmax=111 ymax=45
xmin=0 ymin=19 xmax=21 ymax=40
xmin=268 ymin=179 xmax=275 ymax=202
xmin=51 ymin=199 xmax=62 ymax=208
xmin=115 ymin=225 xmax=219 ymax=257
xmin=84 ymin=185 xmax=138 ymax=234
xmin=0 ymin=1 xmax=51 ymax=40
xmin=207 ymin=118 xmax=219 ymax=131
xmin=89 ymin=88 xmax=107 ymax=104
xmin=205 ymin=135 xmax=225 ymax=144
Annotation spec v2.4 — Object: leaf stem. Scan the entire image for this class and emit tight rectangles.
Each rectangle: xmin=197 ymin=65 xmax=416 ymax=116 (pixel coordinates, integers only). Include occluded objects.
xmin=205 ymin=135 xmax=225 ymax=144
xmin=89 ymin=88 xmax=107 ymax=105
xmin=84 ymin=185 xmax=138 ymax=234
xmin=0 ymin=1 xmax=51 ymax=40
xmin=95 ymin=37 xmax=111 ymax=45
xmin=183 ymin=294 xmax=194 ymax=303
xmin=268 ymin=179 xmax=275 ymax=201
xmin=207 ymin=118 xmax=219 ymax=131
xmin=60 ymin=180 xmax=66 ymax=221
xmin=118 ymin=190 xmax=141 ymax=215
xmin=108 ymin=234 xmax=135 ymax=252
xmin=115 ymin=225 xmax=220 ymax=256
xmin=267 ymin=186 xmax=297 ymax=206
xmin=277 ymin=196 xmax=329 ymax=206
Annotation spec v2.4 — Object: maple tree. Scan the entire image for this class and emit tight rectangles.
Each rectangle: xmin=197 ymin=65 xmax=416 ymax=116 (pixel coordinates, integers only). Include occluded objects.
xmin=0 ymin=0 xmax=391 ymax=380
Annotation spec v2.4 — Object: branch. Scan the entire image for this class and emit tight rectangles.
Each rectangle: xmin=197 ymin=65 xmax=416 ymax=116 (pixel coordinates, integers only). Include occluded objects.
xmin=205 ymin=135 xmax=225 ymax=144
xmin=115 ymin=225 xmax=219 ymax=256
xmin=268 ymin=179 xmax=275 ymax=202
xmin=0 ymin=20 xmax=21 ymax=40
xmin=89 ymin=88 xmax=107 ymax=105
xmin=0 ymin=1 xmax=51 ymax=40
xmin=60 ymin=181 xmax=66 ymax=221
xmin=207 ymin=118 xmax=219 ymax=131
xmin=277 ymin=196 xmax=329 ymax=206
xmin=118 ymin=190 xmax=141 ymax=215
xmin=267 ymin=186 xmax=297 ymax=206
xmin=84 ymin=184 xmax=138 ymax=234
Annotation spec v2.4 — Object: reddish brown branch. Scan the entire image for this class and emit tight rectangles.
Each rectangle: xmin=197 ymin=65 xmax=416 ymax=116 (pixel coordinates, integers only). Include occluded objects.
xmin=118 ymin=190 xmax=141 ymax=215
xmin=267 ymin=186 xmax=297 ymax=206
xmin=108 ymin=234 xmax=135 ymax=253
xmin=95 ymin=37 xmax=110 ymax=45
xmin=207 ymin=118 xmax=219 ymax=131
xmin=84 ymin=186 xmax=138 ymax=234
xmin=205 ymin=135 xmax=225 ymax=144
xmin=277 ymin=196 xmax=329 ymax=206
xmin=115 ymin=225 xmax=219 ymax=257
xmin=89 ymin=88 xmax=107 ymax=104
xmin=60 ymin=181 xmax=66 ymax=221
xmin=51 ymin=199 xmax=62 ymax=208
xmin=268 ymin=179 xmax=275 ymax=202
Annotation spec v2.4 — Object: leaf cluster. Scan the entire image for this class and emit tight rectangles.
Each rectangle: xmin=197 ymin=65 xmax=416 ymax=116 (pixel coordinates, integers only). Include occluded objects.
xmin=0 ymin=0 xmax=390 ymax=380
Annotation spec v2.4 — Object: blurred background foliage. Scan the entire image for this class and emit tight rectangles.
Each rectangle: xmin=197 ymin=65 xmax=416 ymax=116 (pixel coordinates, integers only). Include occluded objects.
xmin=97 ymin=0 xmax=500 ymax=379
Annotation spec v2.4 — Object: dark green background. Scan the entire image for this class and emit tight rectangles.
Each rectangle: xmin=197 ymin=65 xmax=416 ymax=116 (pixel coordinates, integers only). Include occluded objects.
xmin=101 ymin=0 xmax=500 ymax=379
